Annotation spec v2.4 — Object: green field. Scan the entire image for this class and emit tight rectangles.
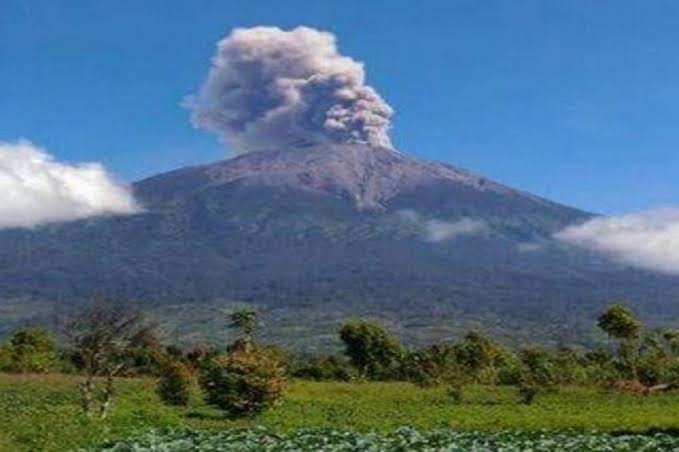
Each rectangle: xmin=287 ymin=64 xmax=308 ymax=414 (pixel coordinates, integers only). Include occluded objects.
xmin=2 ymin=373 xmax=679 ymax=451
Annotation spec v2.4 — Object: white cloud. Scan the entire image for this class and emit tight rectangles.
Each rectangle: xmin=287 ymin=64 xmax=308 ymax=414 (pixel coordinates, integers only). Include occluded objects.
xmin=424 ymin=218 xmax=487 ymax=242
xmin=397 ymin=210 xmax=487 ymax=242
xmin=517 ymin=242 xmax=543 ymax=253
xmin=0 ymin=140 xmax=141 ymax=229
xmin=555 ymin=208 xmax=679 ymax=274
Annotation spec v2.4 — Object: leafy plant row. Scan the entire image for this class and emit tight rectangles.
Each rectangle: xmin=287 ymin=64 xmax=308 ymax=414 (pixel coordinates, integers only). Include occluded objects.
xmin=97 ymin=427 xmax=679 ymax=452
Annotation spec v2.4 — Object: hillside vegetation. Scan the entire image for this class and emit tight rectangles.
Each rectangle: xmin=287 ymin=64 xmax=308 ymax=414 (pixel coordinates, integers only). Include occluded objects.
xmin=1 ymin=302 xmax=678 ymax=450
xmin=2 ymin=145 xmax=679 ymax=349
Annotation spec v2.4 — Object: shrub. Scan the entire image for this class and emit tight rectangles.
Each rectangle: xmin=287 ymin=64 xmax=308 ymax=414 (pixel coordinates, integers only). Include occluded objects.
xmin=157 ymin=361 xmax=193 ymax=406
xmin=199 ymin=347 xmax=286 ymax=417
xmin=293 ymin=355 xmax=357 ymax=381
xmin=186 ymin=345 xmax=218 ymax=370
xmin=453 ymin=332 xmax=499 ymax=379
xmin=598 ymin=304 xmax=641 ymax=340
xmin=339 ymin=321 xmax=403 ymax=379
xmin=612 ymin=379 xmax=647 ymax=395
xmin=447 ymin=383 xmax=466 ymax=404
xmin=518 ymin=381 xmax=539 ymax=405
xmin=496 ymin=351 xmax=523 ymax=385
xmin=519 ymin=347 xmax=557 ymax=388
xmin=5 ymin=328 xmax=58 ymax=373
xmin=400 ymin=345 xmax=459 ymax=387
xmin=0 ymin=344 xmax=14 ymax=371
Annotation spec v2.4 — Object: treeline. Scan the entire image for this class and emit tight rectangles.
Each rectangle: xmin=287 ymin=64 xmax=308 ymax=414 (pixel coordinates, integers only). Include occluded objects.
xmin=299 ymin=306 xmax=679 ymax=392
xmin=1 ymin=301 xmax=678 ymax=418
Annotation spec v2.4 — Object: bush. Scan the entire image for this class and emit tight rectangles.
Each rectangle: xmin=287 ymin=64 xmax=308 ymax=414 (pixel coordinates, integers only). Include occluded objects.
xmin=400 ymin=346 xmax=458 ymax=387
xmin=293 ymin=355 xmax=356 ymax=381
xmin=186 ymin=345 xmax=218 ymax=370
xmin=157 ymin=361 xmax=193 ymax=406
xmin=447 ymin=383 xmax=466 ymax=404
xmin=339 ymin=321 xmax=403 ymax=380
xmin=519 ymin=347 xmax=557 ymax=388
xmin=496 ymin=351 xmax=523 ymax=386
xmin=4 ymin=328 xmax=58 ymax=373
xmin=199 ymin=347 xmax=286 ymax=417
xmin=518 ymin=381 xmax=539 ymax=405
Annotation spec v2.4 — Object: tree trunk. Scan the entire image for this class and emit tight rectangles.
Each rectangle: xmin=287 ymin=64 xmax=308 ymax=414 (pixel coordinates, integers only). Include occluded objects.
xmin=99 ymin=373 xmax=116 ymax=419
xmin=80 ymin=375 xmax=96 ymax=417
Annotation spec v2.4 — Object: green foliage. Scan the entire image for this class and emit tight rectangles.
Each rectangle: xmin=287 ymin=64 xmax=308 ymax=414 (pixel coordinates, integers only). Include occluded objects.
xmin=0 ymin=374 xmax=185 ymax=451
xmin=453 ymin=331 xmax=499 ymax=377
xmin=157 ymin=361 xmax=193 ymax=406
xmin=598 ymin=303 xmax=641 ymax=340
xmin=339 ymin=321 xmax=403 ymax=379
xmin=519 ymin=347 xmax=557 ymax=388
xmin=199 ymin=347 xmax=287 ymax=417
xmin=446 ymin=383 xmax=466 ymax=404
xmin=229 ymin=309 xmax=259 ymax=347
xmin=402 ymin=332 xmax=506 ymax=386
xmin=99 ymin=428 xmax=679 ymax=451
xmin=517 ymin=380 xmax=539 ymax=405
xmin=0 ymin=345 xmax=12 ymax=371
xmin=495 ymin=350 xmax=523 ymax=385
xmin=293 ymin=355 xmax=356 ymax=381
xmin=399 ymin=344 xmax=457 ymax=387
xmin=124 ymin=329 xmax=167 ymax=376
xmin=186 ymin=345 xmax=219 ymax=370
xmin=3 ymin=328 xmax=58 ymax=373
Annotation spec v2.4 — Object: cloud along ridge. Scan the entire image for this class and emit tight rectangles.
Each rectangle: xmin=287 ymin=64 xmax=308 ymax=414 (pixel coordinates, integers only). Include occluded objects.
xmin=0 ymin=140 xmax=140 ymax=230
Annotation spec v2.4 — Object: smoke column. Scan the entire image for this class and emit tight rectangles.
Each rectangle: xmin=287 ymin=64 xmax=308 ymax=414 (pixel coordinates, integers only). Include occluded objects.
xmin=185 ymin=26 xmax=394 ymax=153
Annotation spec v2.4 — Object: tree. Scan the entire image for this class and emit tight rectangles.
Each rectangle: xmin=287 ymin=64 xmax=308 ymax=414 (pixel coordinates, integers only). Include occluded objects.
xmin=6 ymin=328 xmax=58 ymax=373
xmin=63 ymin=299 xmax=153 ymax=418
xmin=199 ymin=347 xmax=286 ymax=417
xmin=293 ymin=355 xmax=356 ymax=381
xmin=598 ymin=304 xmax=641 ymax=340
xmin=519 ymin=346 xmax=557 ymax=387
xmin=454 ymin=331 xmax=500 ymax=380
xmin=157 ymin=361 xmax=193 ymax=406
xmin=339 ymin=320 xmax=403 ymax=379
xmin=229 ymin=308 xmax=259 ymax=351
xmin=598 ymin=304 xmax=642 ymax=380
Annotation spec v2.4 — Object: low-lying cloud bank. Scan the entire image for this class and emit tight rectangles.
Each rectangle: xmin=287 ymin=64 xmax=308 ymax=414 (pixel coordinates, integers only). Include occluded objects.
xmin=0 ymin=140 xmax=141 ymax=230
xmin=185 ymin=26 xmax=393 ymax=153
xmin=398 ymin=210 xmax=487 ymax=242
xmin=555 ymin=208 xmax=679 ymax=275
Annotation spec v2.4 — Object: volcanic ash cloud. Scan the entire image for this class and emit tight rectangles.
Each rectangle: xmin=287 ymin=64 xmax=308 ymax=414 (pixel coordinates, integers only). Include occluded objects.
xmin=0 ymin=140 xmax=141 ymax=230
xmin=185 ymin=26 xmax=394 ymax=153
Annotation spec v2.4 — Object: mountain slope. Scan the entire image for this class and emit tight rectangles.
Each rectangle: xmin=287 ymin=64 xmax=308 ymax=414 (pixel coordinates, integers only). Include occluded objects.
xmin=0 ymin=144 xmax=678 ymax=350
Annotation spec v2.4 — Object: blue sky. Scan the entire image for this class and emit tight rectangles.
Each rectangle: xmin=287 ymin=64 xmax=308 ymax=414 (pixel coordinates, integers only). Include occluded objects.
xmin=1 ymin=0 xmax=678 ymax=214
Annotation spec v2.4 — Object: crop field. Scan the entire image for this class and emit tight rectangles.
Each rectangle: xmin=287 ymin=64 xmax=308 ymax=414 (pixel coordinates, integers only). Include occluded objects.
xmin=99 ymin=428 xmax=679 ymax=451
xmin=2 ymin=374 xmax=679 ymax=451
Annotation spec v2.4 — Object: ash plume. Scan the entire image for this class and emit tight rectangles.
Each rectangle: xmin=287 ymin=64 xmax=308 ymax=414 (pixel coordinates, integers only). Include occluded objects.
xmin=185 ymin=26 xmax=394 ymax=153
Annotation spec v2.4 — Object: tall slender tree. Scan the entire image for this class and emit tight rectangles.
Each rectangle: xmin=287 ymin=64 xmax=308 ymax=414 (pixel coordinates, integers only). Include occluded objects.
xmin=64 ymin=298 xmax=153 ymax=418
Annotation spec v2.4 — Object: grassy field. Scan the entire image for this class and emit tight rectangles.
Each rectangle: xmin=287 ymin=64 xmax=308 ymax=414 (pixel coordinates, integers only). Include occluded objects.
xmin=2 ymin=373 xmax=679 ymax=451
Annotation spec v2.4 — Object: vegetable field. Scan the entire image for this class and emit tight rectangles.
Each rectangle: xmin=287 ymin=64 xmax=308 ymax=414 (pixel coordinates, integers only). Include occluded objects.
xmin=99 ymin=428 xmax=679 ymax=451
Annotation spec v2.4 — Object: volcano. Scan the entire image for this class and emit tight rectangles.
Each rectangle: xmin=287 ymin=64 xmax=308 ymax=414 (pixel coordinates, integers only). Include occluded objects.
xmin=1 ymin=145 xmax=678 ymax=350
